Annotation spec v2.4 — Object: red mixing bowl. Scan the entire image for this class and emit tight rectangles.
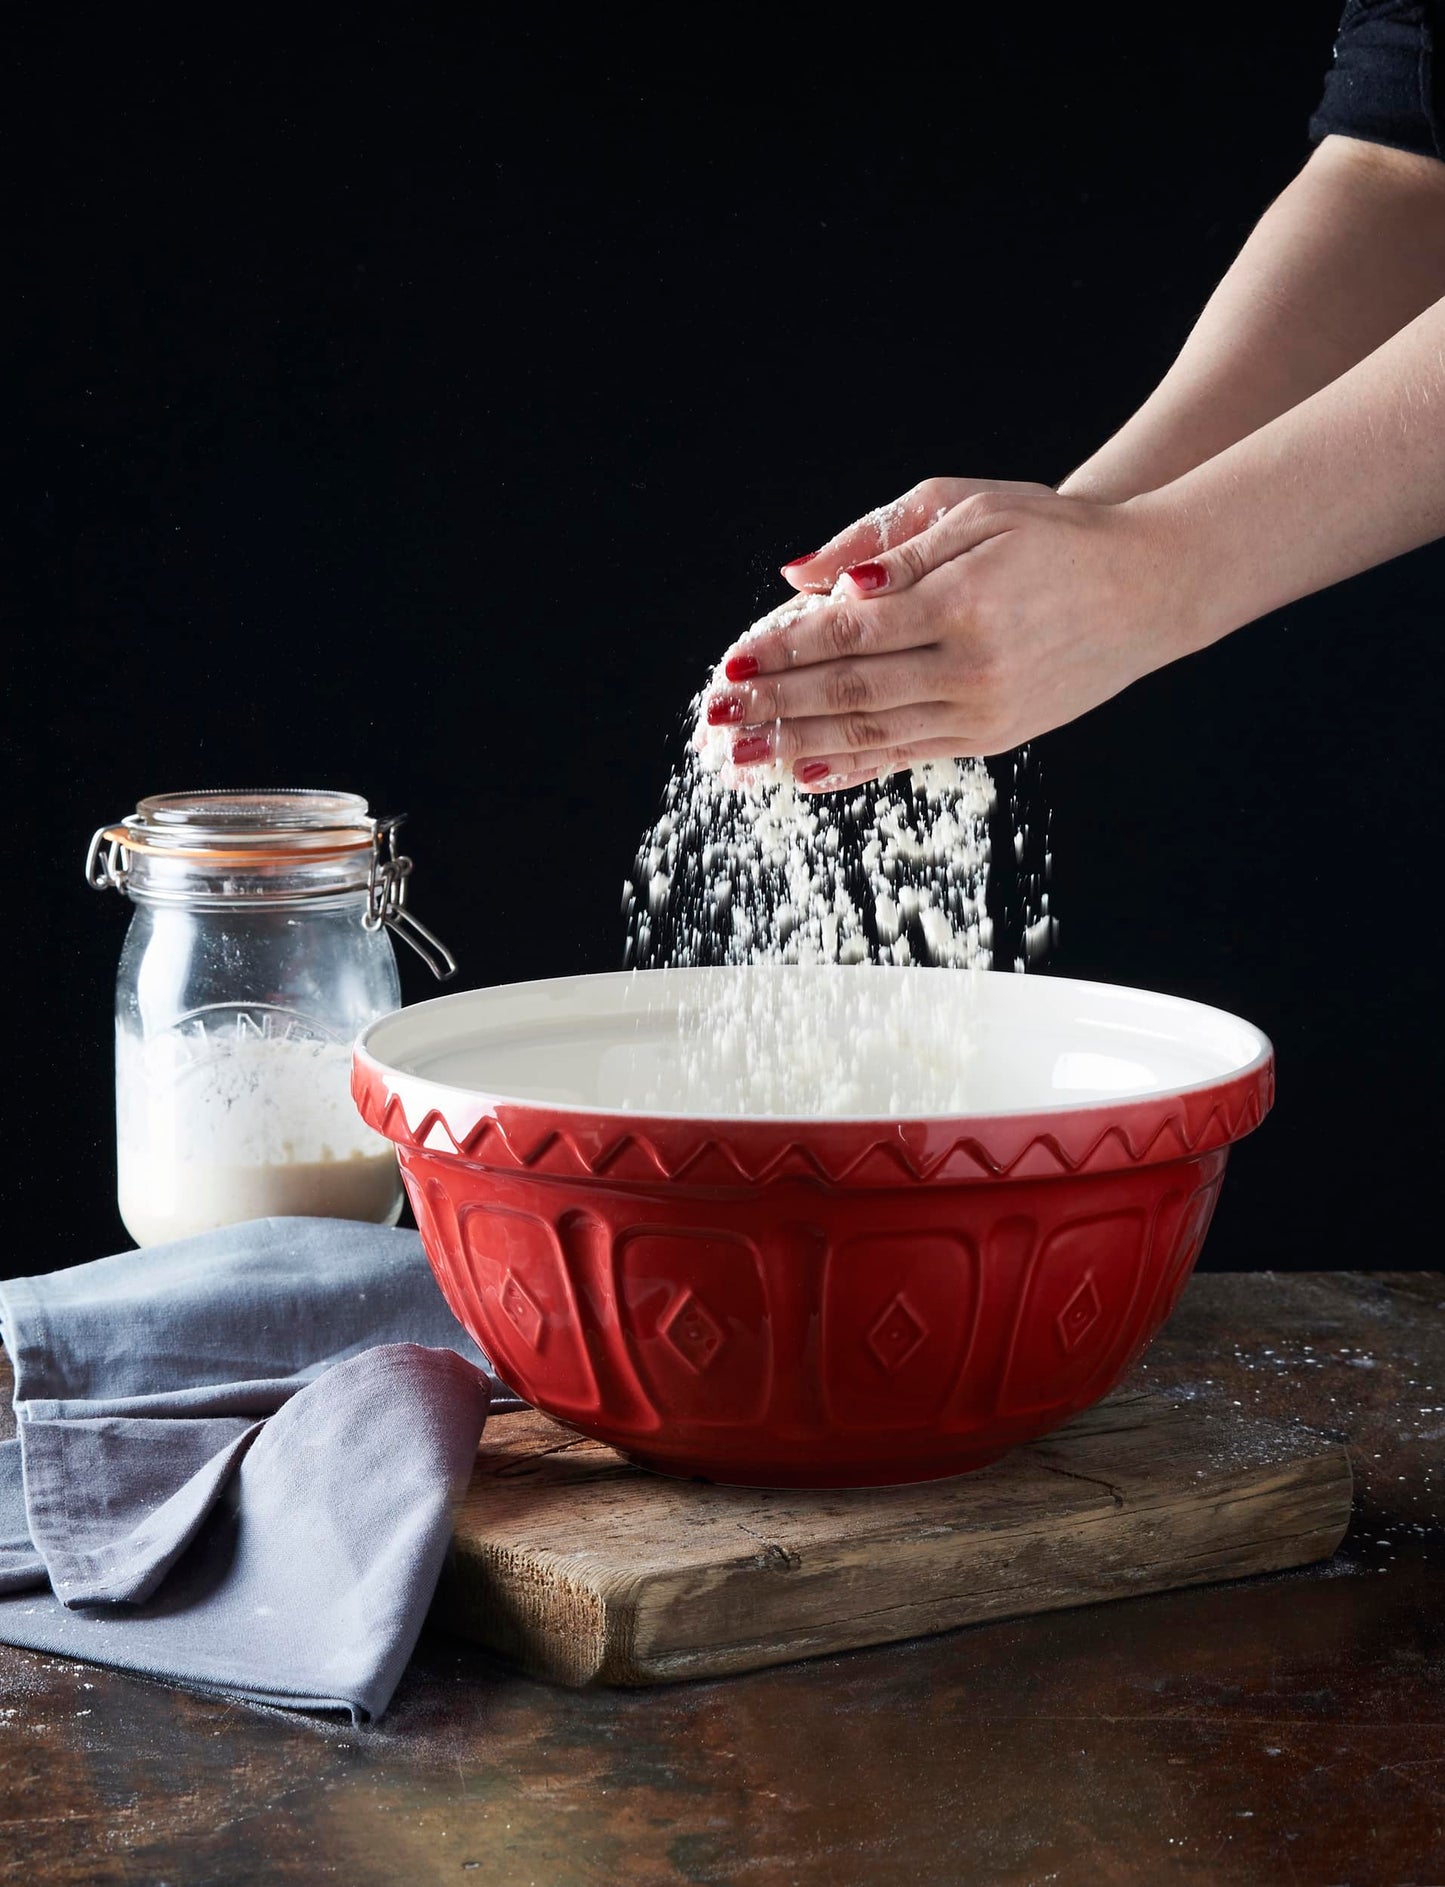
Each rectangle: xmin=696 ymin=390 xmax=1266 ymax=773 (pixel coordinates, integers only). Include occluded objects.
xmin=353 ymin=967 xmax=1273 ymax=1487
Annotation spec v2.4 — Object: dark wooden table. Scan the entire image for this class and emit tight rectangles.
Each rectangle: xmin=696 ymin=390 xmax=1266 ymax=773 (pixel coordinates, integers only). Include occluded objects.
xmin=3 ymin=1270 xmax=1443 ymax=1886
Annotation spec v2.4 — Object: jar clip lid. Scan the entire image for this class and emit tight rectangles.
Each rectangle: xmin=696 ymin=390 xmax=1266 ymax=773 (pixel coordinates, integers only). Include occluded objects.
xmin=362 ymin=814 xmax=457 ymax=981
xmin=85 ymin=790 xmax=457 ymax=981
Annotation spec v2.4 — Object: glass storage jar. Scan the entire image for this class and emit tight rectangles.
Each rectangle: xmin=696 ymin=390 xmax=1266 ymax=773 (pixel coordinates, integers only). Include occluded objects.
xmin=86 ymin=788 xmax=455 ymax=1247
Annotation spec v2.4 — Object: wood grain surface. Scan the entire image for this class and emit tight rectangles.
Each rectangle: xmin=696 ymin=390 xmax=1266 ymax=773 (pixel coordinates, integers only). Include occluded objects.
xmin=439 ymin=1388 xmax=1352 ymax=1685
xmin=4 ymin=1270 xmax=1445 ymax=1887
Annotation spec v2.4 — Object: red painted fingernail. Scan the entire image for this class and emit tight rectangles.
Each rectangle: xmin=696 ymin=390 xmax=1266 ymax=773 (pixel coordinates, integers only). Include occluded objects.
xmin=798 ymin=760 xmax=831 ymax=783
xmin=706 ymin=693 xmax=748 ymax=726
xmin=844 ymin=561 xmax=889 ymax=594
xmin=724 ymin=652 xmax=760 ymax=682
xmin=782 ymin=550 xmax=818 ymax=572
xmin=731 ymin=733 xmax=771 ymax=764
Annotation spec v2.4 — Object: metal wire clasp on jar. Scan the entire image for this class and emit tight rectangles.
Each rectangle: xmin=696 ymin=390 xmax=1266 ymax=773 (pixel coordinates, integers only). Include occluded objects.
xmin=85 ymin=788 xmax=456 ymax=1248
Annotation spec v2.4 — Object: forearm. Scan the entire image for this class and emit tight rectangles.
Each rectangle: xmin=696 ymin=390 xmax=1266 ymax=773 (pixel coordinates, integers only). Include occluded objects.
xmin=1139 ymin=291 xmax=1445 ymax=652
xmin=1061 ymin=137 xmax=1445 ymax=504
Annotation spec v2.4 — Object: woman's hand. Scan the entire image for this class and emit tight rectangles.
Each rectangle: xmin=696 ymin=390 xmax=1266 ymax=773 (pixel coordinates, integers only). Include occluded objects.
xmin=708 ymin=487 xmax=1205 ymax=790
xmin=775 ymin=475 xmax=1058 ymax=595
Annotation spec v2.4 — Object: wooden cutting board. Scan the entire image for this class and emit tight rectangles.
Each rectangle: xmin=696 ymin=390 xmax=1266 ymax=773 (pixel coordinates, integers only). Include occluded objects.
xmin=432 ymin=1386 xmax=1353 ymax=1687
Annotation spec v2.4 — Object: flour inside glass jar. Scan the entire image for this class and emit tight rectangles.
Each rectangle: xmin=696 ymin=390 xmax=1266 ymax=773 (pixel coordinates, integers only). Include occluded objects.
xmin=116 ymin=1018 xmax=399 ymax=1246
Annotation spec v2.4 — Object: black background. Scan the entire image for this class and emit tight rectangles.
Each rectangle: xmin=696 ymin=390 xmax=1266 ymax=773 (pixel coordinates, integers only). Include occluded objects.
xmin=12 ymin=12 xmax=1439 ymax=1276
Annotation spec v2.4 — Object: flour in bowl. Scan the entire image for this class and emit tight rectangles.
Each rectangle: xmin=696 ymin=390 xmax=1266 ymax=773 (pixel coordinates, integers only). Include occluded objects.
xmin=617 ymin=965 xmax=984 ymax=1117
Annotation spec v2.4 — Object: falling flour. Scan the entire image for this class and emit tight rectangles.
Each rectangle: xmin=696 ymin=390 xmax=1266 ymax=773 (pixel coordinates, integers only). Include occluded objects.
xmin=626 ymin=748 xmax=995 ymax=972
xmin=620 ymin=608 xmax=1049 ymax=1114
xmin=627 ymin=586 xmax=999 ymax=974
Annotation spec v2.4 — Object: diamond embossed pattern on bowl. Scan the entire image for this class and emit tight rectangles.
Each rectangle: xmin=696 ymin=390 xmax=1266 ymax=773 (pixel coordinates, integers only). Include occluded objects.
xmin=392 ymin=1146 xmax=1232 ymax=1486
xmin=662 ymin=1291 xmax=726 ymax=1374
xmin=1056 ymin=1274 xmax=1103 ymax=1355
xmin=866 ymin=1295 xmax=928 ymax=1376
xmin=499 ymin=1272 xmax=545 ymax=1351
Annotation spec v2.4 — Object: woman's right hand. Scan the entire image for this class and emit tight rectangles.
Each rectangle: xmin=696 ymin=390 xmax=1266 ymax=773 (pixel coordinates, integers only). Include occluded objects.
xmin=776 ymin=475 xmax=1060 ymax=595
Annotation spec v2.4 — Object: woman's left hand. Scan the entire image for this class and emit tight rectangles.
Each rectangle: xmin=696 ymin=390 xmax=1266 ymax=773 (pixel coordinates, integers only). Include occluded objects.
xmin=706 ymin=489 xmax=1207 ymax=789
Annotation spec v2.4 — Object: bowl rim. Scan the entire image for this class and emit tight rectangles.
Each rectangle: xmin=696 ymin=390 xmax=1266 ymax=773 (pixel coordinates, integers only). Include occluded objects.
xmin=353 ymin=965 xmax=1274 ymax=1129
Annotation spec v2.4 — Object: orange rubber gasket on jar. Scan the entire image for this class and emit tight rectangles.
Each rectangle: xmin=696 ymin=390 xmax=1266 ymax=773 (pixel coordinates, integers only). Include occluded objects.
xmin=101 ymin=826 xmax=375 ymax=865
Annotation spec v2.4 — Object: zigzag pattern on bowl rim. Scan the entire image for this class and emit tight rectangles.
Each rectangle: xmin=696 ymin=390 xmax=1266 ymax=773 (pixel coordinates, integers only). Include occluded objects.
xmin=352 ymin=1054 xmax=1275 ymax=1188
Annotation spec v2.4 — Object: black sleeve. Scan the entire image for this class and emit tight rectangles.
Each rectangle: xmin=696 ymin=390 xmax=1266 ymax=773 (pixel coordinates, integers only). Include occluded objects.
xmin=1308 ymin=0 xmax=1442 ymax=159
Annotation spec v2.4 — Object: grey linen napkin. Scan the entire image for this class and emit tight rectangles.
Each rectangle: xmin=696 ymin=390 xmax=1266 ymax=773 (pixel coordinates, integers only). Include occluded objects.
xmin=0 ymin=1217 xmax=520 ymax=1721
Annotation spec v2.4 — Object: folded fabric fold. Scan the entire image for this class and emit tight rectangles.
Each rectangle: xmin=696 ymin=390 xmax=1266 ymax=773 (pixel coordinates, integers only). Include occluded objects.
xmin=0 ymin=1440 xmax=45 ymax=1589
xmin=28 ymin=1417 xmax=260 ymax=1605
xmin=0 ymin=1217 xmax=518 ymax=1720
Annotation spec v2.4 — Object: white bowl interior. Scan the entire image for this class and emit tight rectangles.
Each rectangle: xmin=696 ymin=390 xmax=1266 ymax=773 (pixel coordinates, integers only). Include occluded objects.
xmin=359 ymin=967 xmax=1270 ymax=1123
